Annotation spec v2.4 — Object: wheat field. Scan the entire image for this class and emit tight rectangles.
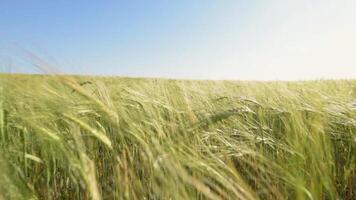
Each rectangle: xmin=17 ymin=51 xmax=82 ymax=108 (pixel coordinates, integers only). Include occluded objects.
xmin=0 ymin=74 xmax=355 ymax=199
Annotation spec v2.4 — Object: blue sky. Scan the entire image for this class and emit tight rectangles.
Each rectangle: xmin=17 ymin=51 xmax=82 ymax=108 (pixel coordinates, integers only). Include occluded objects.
xmin=0 ymin=0 xmax=355 ymax=80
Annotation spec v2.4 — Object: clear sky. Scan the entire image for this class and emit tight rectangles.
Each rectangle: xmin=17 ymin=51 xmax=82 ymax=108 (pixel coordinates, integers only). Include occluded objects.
xmin=0 ymin=0 xmax=355 ymax=80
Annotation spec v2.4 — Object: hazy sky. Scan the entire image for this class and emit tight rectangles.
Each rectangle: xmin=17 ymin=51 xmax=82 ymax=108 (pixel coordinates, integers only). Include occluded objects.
xmin=0 ymin=0 xmax=355 ymax=80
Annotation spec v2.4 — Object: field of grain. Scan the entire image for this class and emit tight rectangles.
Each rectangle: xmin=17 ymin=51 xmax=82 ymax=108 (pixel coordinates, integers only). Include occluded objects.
xmin=0 ymin=74 xmax=355 ymax=199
